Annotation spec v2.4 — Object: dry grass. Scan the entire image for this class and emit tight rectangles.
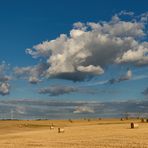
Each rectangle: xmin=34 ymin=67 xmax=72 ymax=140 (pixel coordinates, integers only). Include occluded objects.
xmin=0 ymin=119 xmax=148 ymax=148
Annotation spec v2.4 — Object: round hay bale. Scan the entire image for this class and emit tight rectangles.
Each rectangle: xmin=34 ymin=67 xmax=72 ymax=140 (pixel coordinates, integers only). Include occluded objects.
xmin=58 ymin=127 xmax=64 ymax=133
xmin=141 ymin=118 xmax=145 ymax=122
xmin=131 ymin=122 xmax=139 ymax=129
xmin=131 ymin=122 xmax=134 ymax=128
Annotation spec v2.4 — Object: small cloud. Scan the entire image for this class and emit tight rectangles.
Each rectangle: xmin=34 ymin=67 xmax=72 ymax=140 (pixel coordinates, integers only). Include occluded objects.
xmin=118 ymin=69 xmax=132 ymax=82
xmin=118 ymin=10 xmax=134 ymax=16
xmin=28 ymin=76 xmax=40 ymax=84
xmin=73 ymin=106 xmax=94 ymax=114
xmin=0 ymin=62 xmax=11 ymax=96
xmin=139 ymin=12 xmax=148 ymax=23
xmin=14 ymin=63 xmax=48 ymax=84
xmin=39 ymin=85 xmax=77 ymax=96
xmin=77 ymin=65 xmax=104 ymax=75
xmin=15 ymin=106 xmax=26 ymax=114
xmin=0 ymin=82 xmax=10 ymax=96
xmin=109 ymin=69 xmax=132 ymax=84
xmin=0 ymin=76 xmax=11 ymax=82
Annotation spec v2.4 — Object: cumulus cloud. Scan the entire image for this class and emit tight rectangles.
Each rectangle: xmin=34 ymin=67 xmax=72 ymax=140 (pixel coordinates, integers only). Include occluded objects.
xmin=77 ymin=65 xmax=104 ymax=75
xmin=0 ymin=76 xmax=11 ymax=82
xmin=118 ymin=69 xmax=132 ymax=82
xmin=25 ymin=12 xmax=148 ymax=82
xmin=26 ymin=42 xmax=51 ymax=58
xmin=0 ymin=83 xmax=10 ymax=96
xmin=28 ymin=76 xmax=40 ymax=84
xmin=109 ymin=69 xmax=132 ymax=84
xmin=0 ymin=63 xmax=11 ymax=82
xmin=118 ymin=10 xmax=134 ymax=16
xmin=73 ymin=106 xmax=94 ymax=114
xmin=14 ymin=63 xmax=48 ymax=84
xmin=73 ymin=22 xmax=87 ymax=30
xmin=140 ymin=12 xmax=148 ymax=23
xmin=116 ymin=44 xmax=148 ymax=66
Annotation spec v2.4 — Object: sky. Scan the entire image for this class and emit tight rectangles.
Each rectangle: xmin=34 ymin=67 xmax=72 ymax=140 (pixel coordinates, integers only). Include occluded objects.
xmin=0 ymin=0 xmax=148 ymax=119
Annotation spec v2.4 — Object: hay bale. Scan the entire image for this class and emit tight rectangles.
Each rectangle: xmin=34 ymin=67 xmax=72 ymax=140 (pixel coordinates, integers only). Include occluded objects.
xmin=58 ymin=128 xmax=64 ymax=133
xmin=131 ymin=122 xmax=139 ymax=129
xmin=49 ymin=125 xmax=54 ymax=130
xmin=141 ymin=118 xmax=145 ymax=123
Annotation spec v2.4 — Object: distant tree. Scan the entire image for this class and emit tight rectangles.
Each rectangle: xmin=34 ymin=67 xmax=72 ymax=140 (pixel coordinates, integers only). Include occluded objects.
xmin=136 ymin=112 xmax=142 ymax=119
xmin=124 ymin=112 xmax=129 ymax=120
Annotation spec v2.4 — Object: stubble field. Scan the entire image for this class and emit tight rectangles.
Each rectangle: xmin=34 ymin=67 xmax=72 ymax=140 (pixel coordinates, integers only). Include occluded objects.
xmin=0 ymin=119 xmax=148 ymax=148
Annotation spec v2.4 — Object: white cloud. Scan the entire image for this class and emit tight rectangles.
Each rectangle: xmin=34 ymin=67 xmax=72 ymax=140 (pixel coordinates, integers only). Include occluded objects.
xmin=118 ymin=69 xmax=132 ymax=82
xmin=109 ymin=69 xmax=132 ymax=84
xmin=116 ymin=44 xmax=148 ymax=65
xmin=77 ymin=65 xmax=104 ymax=75
xmin=0 ymin=83 xmax=10 ymax=96
xmin=140 ymin=12 xmax=148 ymax=23
xmin=73 ymin=22 xmax=86 ymax=30
xmin=28 ymin=76 xmax=40 ymax=84
xmin=118 ymin=10 xmax=134 ymax=16
xmin=73 ymin=106 xmax=94 ymax=114
xmin=70 ymin=29 xmax=85 ymax=38
xmin=15 ymin=106 xmax=26 ymax=114
xmin=14 ymin=63 xmax=48 ymax=84
xmin=24 ymin=12 xmax=148 ymax=81
xmin=26 ymin=41 xmax=51 ymax=58
xmin=0 ymin=76 xmax=11 ymax=82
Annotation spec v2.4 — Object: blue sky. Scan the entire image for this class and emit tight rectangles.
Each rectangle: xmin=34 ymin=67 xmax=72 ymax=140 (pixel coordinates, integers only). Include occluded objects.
xmin=0 ymin=0 xmax=148 ymax=66
xmin=0 ymin=0 xmax=148 ymax=118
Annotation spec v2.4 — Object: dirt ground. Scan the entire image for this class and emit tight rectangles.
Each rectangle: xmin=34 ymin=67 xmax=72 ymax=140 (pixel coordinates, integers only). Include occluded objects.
xmin=0 ymin=119 xmax=148 ymax=148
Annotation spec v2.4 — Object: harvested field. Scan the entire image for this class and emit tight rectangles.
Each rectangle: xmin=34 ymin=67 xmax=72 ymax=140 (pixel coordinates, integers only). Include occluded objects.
xmin=0 ymin=119 xmax=148 ymax=148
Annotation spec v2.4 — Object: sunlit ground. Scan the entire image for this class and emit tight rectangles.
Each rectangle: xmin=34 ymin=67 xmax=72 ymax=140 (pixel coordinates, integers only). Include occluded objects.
xmin=0 ymin=119 xmax=148 ymax=148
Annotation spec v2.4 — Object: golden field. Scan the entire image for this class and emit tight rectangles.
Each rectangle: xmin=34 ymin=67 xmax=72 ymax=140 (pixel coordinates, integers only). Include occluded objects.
xmin=0 ymin=119 xmax=148 ymax=148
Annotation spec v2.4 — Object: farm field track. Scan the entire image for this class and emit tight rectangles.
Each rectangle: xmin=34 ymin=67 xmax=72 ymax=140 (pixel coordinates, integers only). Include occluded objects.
xmin=0 ymin=119 xmax=148 ymax=148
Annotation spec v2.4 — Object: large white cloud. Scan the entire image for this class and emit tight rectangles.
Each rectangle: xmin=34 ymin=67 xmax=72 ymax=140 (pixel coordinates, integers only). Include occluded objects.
xmin=25 ymin=12 xmax=148 ymax=81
